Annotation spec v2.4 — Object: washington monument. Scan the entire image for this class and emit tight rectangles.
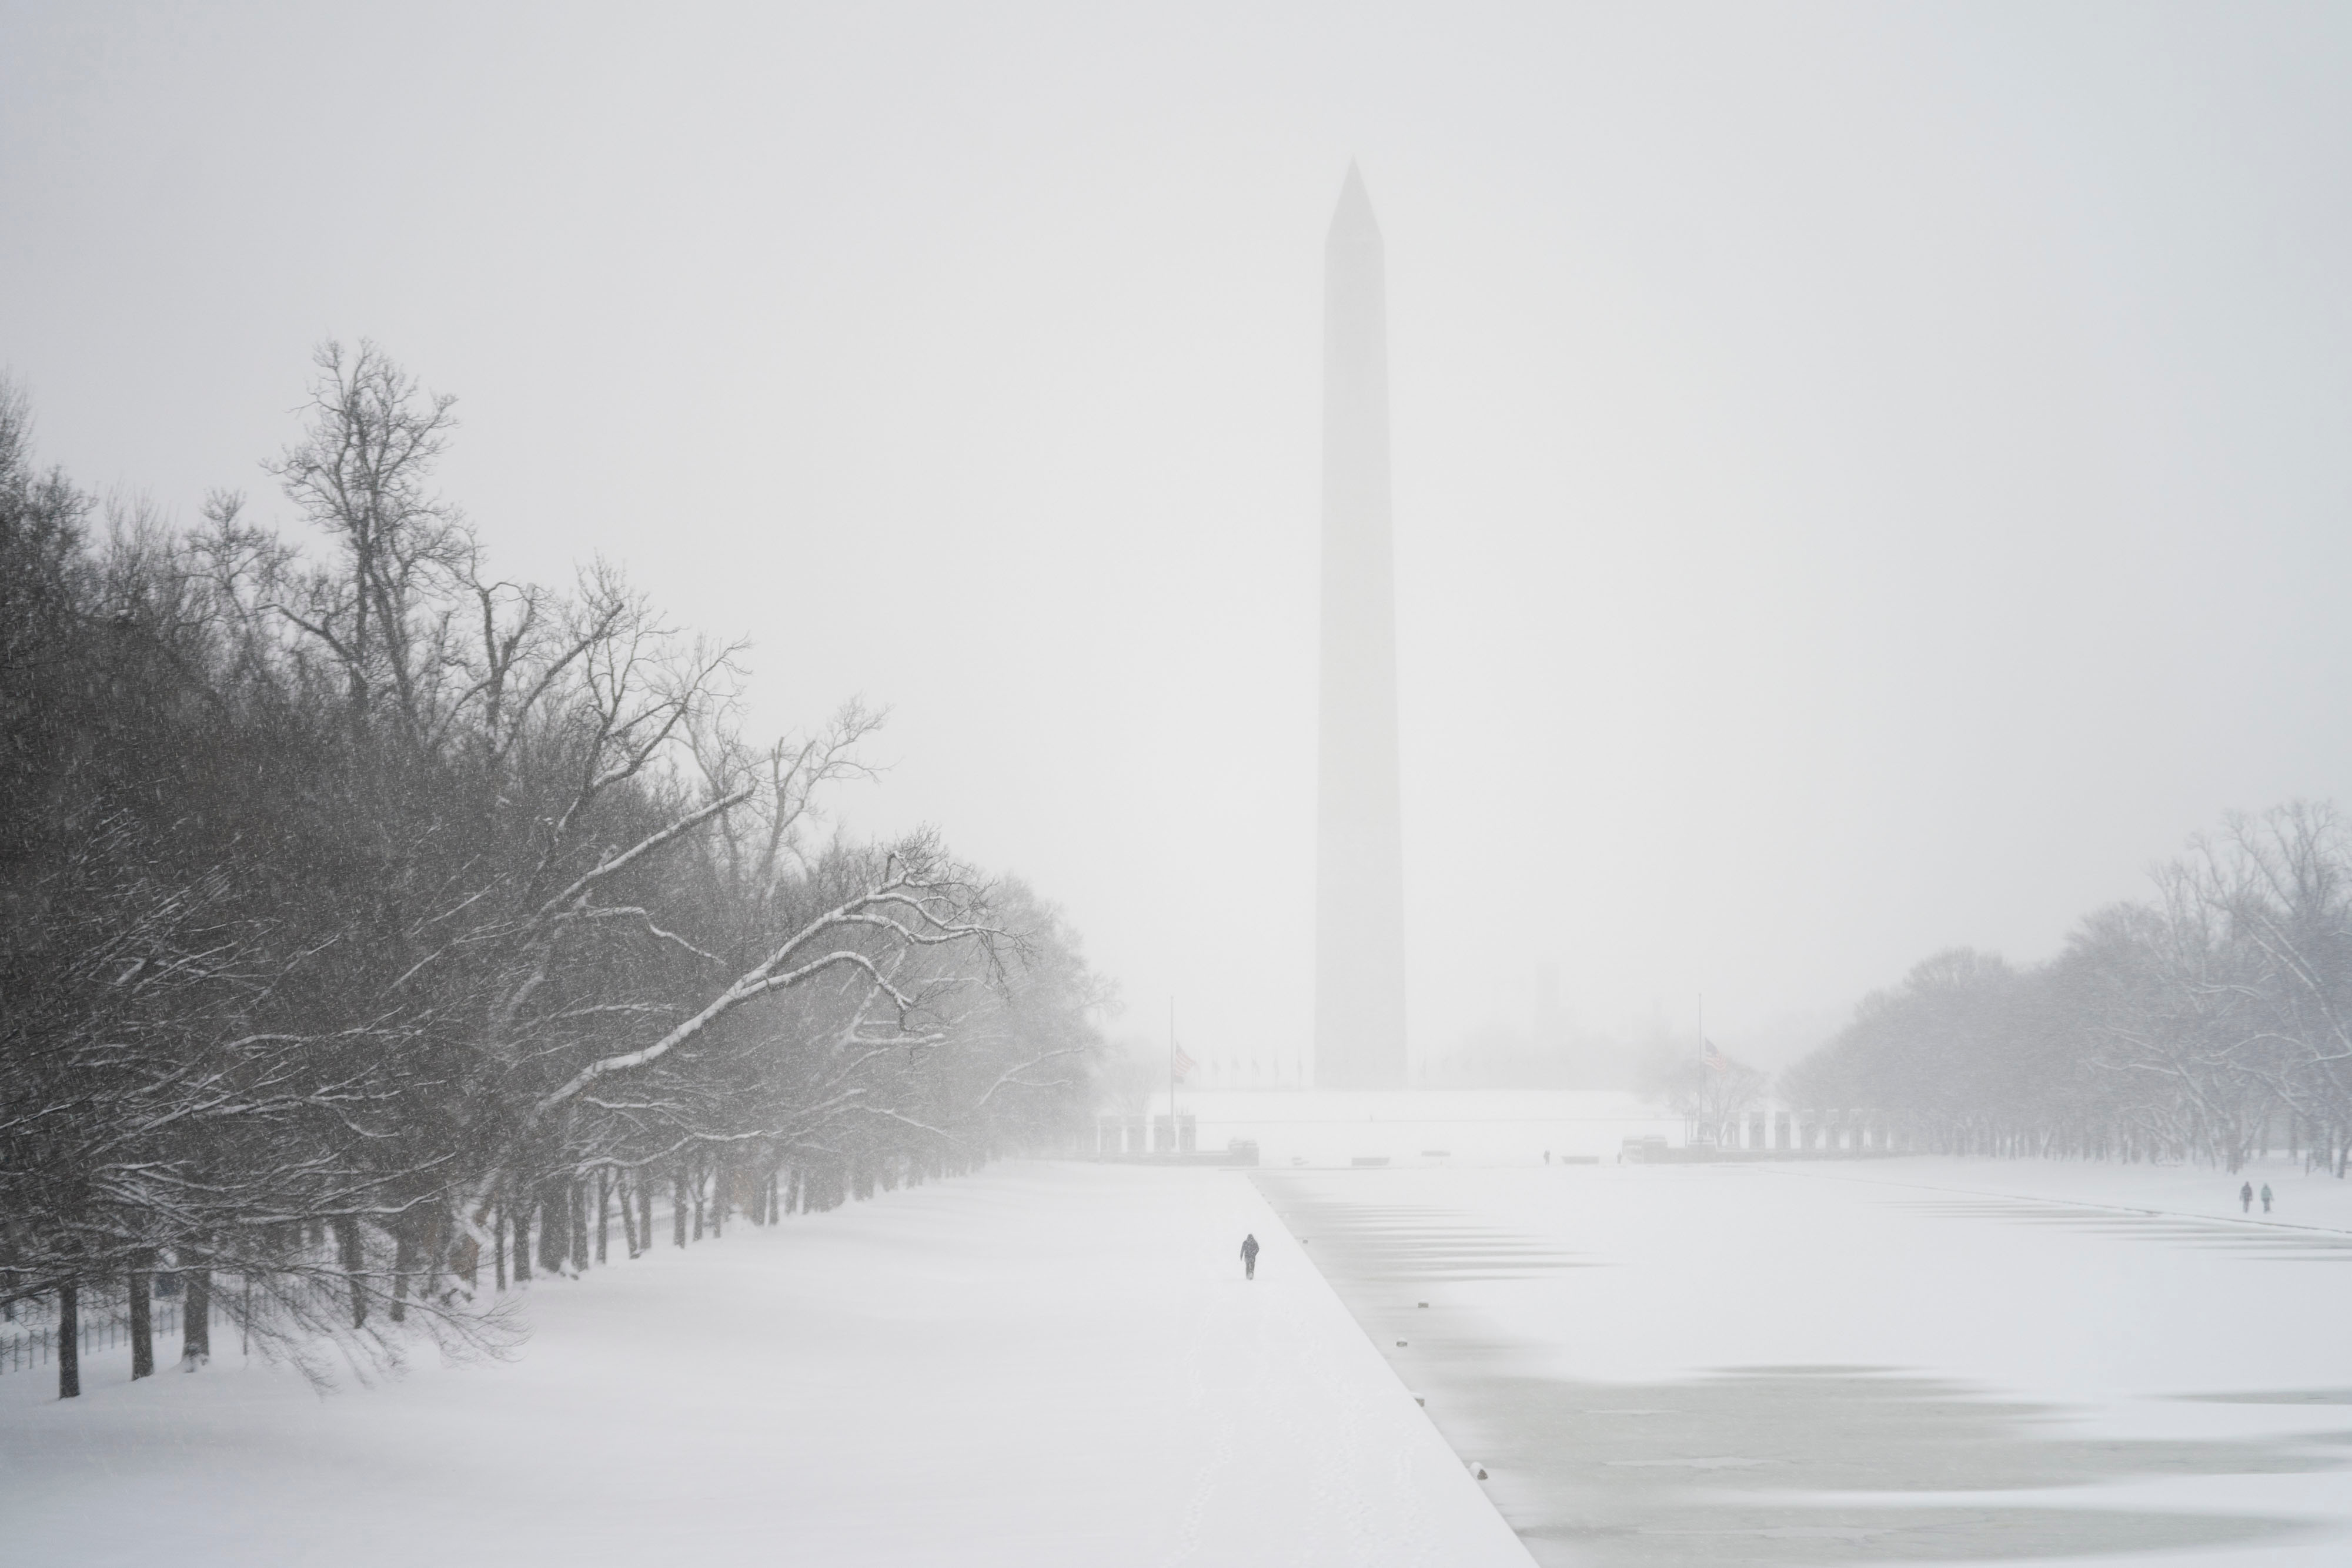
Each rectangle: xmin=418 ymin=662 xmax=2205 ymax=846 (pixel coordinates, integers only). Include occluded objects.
xmin=1314 ymin=165 xmax=1409 ymax=1091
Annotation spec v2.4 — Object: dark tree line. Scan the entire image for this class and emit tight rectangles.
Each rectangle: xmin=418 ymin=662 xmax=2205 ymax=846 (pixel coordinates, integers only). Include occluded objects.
xmin=0 ymin=346 xmax=1105 ymax=1398
xmin=1786 ymin=803 xmax=2352 ymax=1175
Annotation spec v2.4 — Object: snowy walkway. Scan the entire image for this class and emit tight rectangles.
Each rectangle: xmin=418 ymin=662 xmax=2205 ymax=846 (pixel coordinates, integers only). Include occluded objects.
xmin=0 ymin=1164 xmax=1529 ymax=1568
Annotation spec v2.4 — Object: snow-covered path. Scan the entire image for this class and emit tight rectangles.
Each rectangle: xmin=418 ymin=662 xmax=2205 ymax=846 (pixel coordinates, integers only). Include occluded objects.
xmin=0 ymin=1164 xmax=1531 ymax=1568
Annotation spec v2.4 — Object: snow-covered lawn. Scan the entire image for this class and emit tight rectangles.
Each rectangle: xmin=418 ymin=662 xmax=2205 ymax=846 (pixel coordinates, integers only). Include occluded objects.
xmin=0 ymin=1164 xmax=1529 ymax=1568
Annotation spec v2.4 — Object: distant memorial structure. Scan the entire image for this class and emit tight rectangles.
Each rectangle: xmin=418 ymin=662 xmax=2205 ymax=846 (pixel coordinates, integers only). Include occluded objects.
xmin=1087 ymin=171 xmax=1694 ymax=1163
xmin=1314 ymin=166 xmax=1409 ymax=1091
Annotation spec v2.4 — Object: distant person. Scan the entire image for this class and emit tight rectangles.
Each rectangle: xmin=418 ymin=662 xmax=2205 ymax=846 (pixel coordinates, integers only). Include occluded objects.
xmin=2240 ymin=1181 xmax=2254 ymax=1213
xmin=1544 ymin=1151 xmax=1551 ymax=1165
xmin=2261 ymin=1183 xmax=2274 ymax=1214
xmin=1240 ymin=1233 xmax=1261 ymax=1281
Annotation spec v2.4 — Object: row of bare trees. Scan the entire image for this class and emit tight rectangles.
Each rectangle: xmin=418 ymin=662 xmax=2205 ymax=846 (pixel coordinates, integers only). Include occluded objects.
xmin=1642 ymin=1048 xmax=1769 ymax=1149
xmin=1786 ymin=803 xmax=2352 ymax=1174
xmin=0 ymin=345 xmax=1104 ymax=1399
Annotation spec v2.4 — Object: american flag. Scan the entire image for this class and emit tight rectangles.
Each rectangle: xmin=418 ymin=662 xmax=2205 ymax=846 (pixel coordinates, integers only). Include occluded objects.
xmin=1173 ymin=1044 xmax=1198 ymax=1082
xmin=1702 ymin=1038 xmax=1728 ymax=1074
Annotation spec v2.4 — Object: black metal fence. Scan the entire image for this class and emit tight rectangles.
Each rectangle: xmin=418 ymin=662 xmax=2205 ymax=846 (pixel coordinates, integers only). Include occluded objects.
xmin=0 ymin=1297 xmax=186 ymax=1376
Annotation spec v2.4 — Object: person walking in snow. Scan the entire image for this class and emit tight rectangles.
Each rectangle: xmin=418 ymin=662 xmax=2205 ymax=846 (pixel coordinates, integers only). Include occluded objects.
xmin=2240 ymin=1181 xmax=2254 ymax=1213
xmin=1240 ymin=1233 xmax=1261 ymax=1281
xmin=2261 ymin=1183 xmax=2274 ymax=1214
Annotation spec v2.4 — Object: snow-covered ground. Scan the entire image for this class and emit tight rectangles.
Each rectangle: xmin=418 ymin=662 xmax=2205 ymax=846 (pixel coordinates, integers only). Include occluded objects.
xmin=1783 ymin=1151 xmax=2352 ymax=1231
xmin=1253 ymin=1156 xmax=2352 ymax=1567
xmin=0 ymin=1164 xmax=1529 ymax=1568
xmin=18 ymin=1154 xmax=2352 ymax=1567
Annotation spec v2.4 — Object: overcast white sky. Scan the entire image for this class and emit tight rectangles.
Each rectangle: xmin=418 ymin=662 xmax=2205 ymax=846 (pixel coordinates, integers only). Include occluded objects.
xmin=6 ymin=2 xmax=2351 ymax=1074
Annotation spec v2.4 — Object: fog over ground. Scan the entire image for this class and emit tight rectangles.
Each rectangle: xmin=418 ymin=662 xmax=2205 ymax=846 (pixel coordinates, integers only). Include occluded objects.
xmin=5 ymin=2 xmax=2350 ymax=1075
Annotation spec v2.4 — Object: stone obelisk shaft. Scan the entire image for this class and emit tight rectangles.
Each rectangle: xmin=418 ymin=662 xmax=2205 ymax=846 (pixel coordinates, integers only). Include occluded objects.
xmin=1314 ymin=166 xmax=1408 ymax=1091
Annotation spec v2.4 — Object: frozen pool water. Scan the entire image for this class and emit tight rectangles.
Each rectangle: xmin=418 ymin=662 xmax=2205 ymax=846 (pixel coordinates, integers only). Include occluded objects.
xmin=1253 ymin=1158 xmax=2352 ymax=1566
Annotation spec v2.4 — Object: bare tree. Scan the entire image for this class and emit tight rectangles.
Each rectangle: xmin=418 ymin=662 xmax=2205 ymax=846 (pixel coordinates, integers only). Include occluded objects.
xmin=0 ymin=350 xmax=1107 ymax=1400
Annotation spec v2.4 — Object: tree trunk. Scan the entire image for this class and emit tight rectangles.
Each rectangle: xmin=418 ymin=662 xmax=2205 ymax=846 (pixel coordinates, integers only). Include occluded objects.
xmin=673 ymin=1165 xmax=689 ymax=1248
xmin=571 ymin=1179 xmax=589 ymax=1272
xmin=128 ymin=1256 xmax=155 ymax=1379
xmin=639 ymin=1176 xmax=653 ymax=1255
xmin=512 ymin=1196 xmax=533 ymax=1285
xmin=596 ymin=1172 xmax=611 ymax=1264
xmin=391 ymin=1217 xmax=417 ymax=1325
xmin=336 ymin=1217 xmax=368 ymax=1328
xmin=58 ymin=1279 xmax=80 ymax=1399
xmin=691 ymin=1166 xmax=705 ymax=1242
xmin=537 ymin=1183 xmax=566 ymax=1275
xmin=182 ymin=1265 xmax=211 ymax=1369
xmin=494 ymin=1205 xmax=508 ymax=1292
xmin=618 ymin=1172 xmax=640 ymax=1258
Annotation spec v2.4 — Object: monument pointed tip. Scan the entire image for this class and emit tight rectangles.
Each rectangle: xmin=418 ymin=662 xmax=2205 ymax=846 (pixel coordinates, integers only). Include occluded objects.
xmin=1329 ymin=161 xmax=1380 ymax=245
